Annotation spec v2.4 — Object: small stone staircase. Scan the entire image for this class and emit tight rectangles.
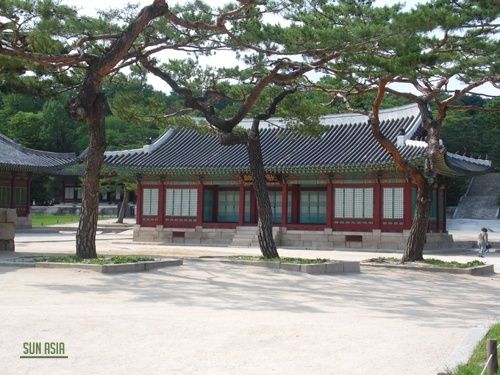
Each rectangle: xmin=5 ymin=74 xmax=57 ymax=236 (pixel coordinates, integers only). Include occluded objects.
xmin=453 ymin=173 xmax=500 ymax=219
xmin=231 ymin=226 xmax=281 ymax=247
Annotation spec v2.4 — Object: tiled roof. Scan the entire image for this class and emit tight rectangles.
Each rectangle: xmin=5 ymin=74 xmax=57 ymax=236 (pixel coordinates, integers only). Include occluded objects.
xmin=103 ymin=104 xmax=492 ymax=176
xmin=439 ymin=152 xmax=493 ymax=177
xmin=0 ymin=133 xmax=79 ymax=173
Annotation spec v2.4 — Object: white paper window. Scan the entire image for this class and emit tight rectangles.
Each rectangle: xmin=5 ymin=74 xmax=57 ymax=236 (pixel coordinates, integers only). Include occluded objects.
xmin=142 ymin=188 xmax=159 ymax=216
xmin=335 ymin=188 xmax=373 ymax=218
xmin=165 ymin=188 xmax=198 ymax=217
xmin=383 ymin=187 xmax=404 ymax=219
xmin=363 ymin=188 xmax=373 ymax=218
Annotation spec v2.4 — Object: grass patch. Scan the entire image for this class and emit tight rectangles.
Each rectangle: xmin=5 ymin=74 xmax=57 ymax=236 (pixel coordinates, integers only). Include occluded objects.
xmin=365 ymin=257 xmax=485 ymax=269
xmin=365 ymin=256 xmax=400 ymax=264
xmin=33 ymin=255 xmax=155 ymax=265
xmin=32 ymin=214 xmax=115 ymax=227
xmin=231 ymin=256 xmax=329 ymax=264
xmin=449 ymin=323 xmax=500 ymax=375
xmin=423 ymin=258 xmax=485 ymax=269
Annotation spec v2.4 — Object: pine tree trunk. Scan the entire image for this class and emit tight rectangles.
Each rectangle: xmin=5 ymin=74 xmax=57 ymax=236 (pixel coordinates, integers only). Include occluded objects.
xmin=246 ymin=130 xmax=279 ymax=259
xmin=76 ymin=94 xmax=106 ymax=259
xmin=402 ymin=182 xmax=432 ymax=262
xmin=116 ymin=189 xmax=129 ymax=224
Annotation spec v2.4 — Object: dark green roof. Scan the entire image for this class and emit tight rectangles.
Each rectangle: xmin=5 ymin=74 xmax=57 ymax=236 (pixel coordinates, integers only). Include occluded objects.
xmin=0 ymin=133 xmax=79 ymax=173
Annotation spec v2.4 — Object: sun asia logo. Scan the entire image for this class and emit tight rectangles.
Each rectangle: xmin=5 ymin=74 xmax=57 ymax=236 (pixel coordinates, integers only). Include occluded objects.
xmin=21 ymin=342 xmax=67 ymax=359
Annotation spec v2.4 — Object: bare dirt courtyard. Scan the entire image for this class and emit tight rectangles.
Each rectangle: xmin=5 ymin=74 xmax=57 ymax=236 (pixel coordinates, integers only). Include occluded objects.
xmin=0 ymin=221 xmax=499 ymax=375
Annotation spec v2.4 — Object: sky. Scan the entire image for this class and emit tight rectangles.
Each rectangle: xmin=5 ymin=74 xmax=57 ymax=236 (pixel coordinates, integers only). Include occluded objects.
xmin=59 ymin=0 xmax=499 ymax=98
xmin=63 ymin=0 xmax=424 ymax=14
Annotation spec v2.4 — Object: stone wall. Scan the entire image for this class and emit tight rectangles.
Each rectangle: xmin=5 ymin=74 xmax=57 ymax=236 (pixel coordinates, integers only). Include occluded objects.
xmin=0 ymin=208 xmax=16 ymax=251
xmin=133 ymin=225 xmax=235 ymax=245
xmin=133 ymin=225 xmax=454 ymax=251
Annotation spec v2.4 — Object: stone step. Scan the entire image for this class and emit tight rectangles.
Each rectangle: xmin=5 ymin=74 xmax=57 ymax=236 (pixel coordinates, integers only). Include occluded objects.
xmin=453 ymin=196 xmax=499 ymax=219
xmin=235 ymin=226 xmax=258 ymax=231
xmin=467 ymin=173 xmax=500 ymax=197
xmin=233 ymin=233 xmax=257 ymax=238
xmin=231 ymin=240 xmax=253 ymax=246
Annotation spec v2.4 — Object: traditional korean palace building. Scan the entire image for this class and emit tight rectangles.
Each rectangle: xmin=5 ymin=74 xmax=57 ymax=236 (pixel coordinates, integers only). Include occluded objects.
xmin=0 ymin=133 xmax=78 ymax=227
xmin=111 ymin=104 xmax=487 ymax=249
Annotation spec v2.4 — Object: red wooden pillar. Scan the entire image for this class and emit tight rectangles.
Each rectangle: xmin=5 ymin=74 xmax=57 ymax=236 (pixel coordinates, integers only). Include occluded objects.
xmin=238 ymin=182 xmax=245 ymax=226
xmin=26 ymin=174 xmax=32 ymax=214
xmin=291 ymin=184 xmax=300 ymax=224
xmin=136 ymin=181 xmax=143 ymax=225
xmin=158 ymin=181 xmax=166 ymax=226
xmin=281 ymin=182 xmax=288 ymax=227
xmin=326 ymin=182 xmax=333 ymax=228
xmin=213 ymin=186 xmax=219 ymax=223
xmin=442 ymin=187 xmax=447 ymax=233
xmin=432 ymin=187 xmax=441 ymax=233
xmin=403 ymin=182 xmax=412 ymax=230
xmin=250 ymin=188 xmax=256 ymax=223
xmin=10 ymin=172 xmax=15 ymax=209
xmin=373 ymin=182 xmax=382 ymax=229
xmin=197 ymin=183 xmax=204 ymax=227
xmin=61 ymin=178 xmax=66 ymax=203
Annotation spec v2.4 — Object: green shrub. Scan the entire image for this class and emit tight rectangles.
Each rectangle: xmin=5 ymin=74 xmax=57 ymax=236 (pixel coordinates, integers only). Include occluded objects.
xmin=230 ymin=256 xmax=329 ymax=264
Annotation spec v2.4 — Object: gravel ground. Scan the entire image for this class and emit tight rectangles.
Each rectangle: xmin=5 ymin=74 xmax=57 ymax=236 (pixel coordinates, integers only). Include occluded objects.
xmin=1 ymin=218 xmax=499 ymax=375
xmin=1 ymin=257 xmax=499 ymax=375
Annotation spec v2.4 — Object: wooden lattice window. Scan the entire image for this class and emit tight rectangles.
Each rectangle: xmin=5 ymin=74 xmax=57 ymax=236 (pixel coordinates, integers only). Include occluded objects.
xmin=142 ymin=188 xmax=159 ymax=216
xmin=0 ymin=186 xmax=10 ymax=206
xmin=165 ymin=188 xmax=198 ymax=217
xmin=334 ymin=188 xmax=373 ymax=219
xmin=299 ymin=190 xmax=326 ymax=224
xmin=15 ymin=186 xmax=26 ymax=205
xmin=269 ymin=190 xmax=282 ymax=224
xmin=217 ymin=190 xmax=239 ymax=222
xmin=383 ymin=187 xmax=404 ymax=219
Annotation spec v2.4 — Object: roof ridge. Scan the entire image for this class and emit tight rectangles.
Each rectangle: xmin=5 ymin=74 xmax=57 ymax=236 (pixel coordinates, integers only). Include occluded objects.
xmin=446 ymin=152 xmax=492 ymax=167
xmin=104 ymin=129 xmax=176 ymax=157
xmin=238 ymin=103 xmax=420 ymax=129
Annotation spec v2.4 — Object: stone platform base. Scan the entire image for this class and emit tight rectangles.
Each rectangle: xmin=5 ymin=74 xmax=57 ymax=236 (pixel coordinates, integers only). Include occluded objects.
xmin=16 ymin=214 xmax=32 ymax=229
xmin=133 ymin=225 xmax=455 ymax=251
xmin=0 ymin=208 xmax=16 ymax=251
xmin=0 ymin=239 xmax=14 ymax=251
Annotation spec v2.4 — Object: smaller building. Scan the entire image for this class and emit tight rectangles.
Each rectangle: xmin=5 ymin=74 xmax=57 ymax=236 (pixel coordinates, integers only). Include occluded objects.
xmin=0 ymin=133 xmax=79 ymax=227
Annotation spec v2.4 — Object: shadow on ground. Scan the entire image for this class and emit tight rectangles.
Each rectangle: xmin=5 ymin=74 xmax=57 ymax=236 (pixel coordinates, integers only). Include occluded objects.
xmin=5 ymin=260 xmax=497 ymax=328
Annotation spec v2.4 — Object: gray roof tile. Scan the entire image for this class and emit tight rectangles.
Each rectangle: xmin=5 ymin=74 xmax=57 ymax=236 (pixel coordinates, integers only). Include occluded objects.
xmin=103 ymin=104 xmax=492 ymax=176
xmin=0 ymin=133 xmax=79 ymax=173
